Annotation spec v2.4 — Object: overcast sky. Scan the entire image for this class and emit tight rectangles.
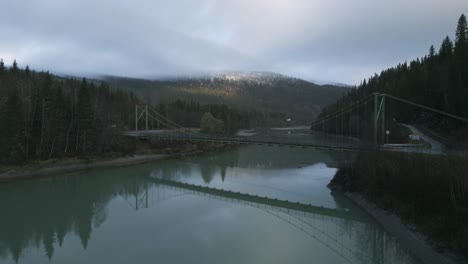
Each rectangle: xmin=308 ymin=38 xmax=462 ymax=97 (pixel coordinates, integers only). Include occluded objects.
xmin=1 ymin=0 xmax=467 ymax=84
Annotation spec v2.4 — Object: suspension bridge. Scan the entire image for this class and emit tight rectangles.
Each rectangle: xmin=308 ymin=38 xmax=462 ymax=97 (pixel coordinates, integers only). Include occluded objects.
xmin=127 ymin=93 xmax=468 ymax=154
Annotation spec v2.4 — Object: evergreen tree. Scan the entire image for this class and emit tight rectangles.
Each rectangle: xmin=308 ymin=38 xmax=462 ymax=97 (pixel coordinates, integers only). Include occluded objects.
xmin=0 ymin=58 xmax=4 ymax=75
xmin=439 ymin=36 xmax=454 ymax=58
xmin=454 ymin=14 xmax=468 ymax=115
xmin=0 ymin=88 xmax=24 ymax=162
xmin=77 ymin=78 xmax=93 ymax=130
xmin=455 ymin=14 xmax=468 ymax=51
xmin=35 ymin=72 xmax=53 ymax=157
xmin=11 ymin=59 xmax=19 ymax=73
xmin=428 ymin=45 xmax=436 ymax=59
xmin=49 ymin=86 xmax=67 ymax=157
xmin=25 ymin=65 xmax=31 ymax=77
xmin=77 ymin=78 xmax=94 ymax=152
xmin=426 ymin=45 xmax=439 ymax=106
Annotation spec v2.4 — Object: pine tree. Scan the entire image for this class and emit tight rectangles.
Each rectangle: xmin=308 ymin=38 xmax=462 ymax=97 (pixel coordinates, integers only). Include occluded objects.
xmin=25 ymin=65 xmax=31 ymax=77
xmin=454 ymin=14 xmax=468 ymax=115
xmin=78 ymin=78 xmax=93 ymax=129
xmin=455 ymin=14 xmax=468 ymax=116
xmin=49 ymin=86 xmax=67 ymax=157
xmin=428 ymin=45 xmax=436 ymax=59
xmin=0 ymin=58 xmax=5 ymax=75
xmin=439 ymin=36 xmax=454 ymax=58
xmin=11 ymin=59 xmax=19 ymax=73
xmin=426 ymin=45 xmax=439 ymax=106
xmin=77 ymin=78 xmax=94 ymax=152
xmin=0 ymin=88 xmax=24 ymax=162
xmin=455 ymin=15 xmax=468 ymax=72
xmin=35 ymin=72 xmax=53 ymax=157
xmin=455 ymin=14 xmax=468 ymax=51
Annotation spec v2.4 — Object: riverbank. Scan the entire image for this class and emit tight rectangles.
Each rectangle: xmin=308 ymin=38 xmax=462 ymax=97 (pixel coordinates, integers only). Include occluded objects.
xmin=0 ymin=154 xmax=168 ymax=183
xmin=329 ymin=150 xmax=468 ymax=263
xmin=343 ymin=192 xmax=458 ymax=264
xmin=0 ymin=141 xmax=229 ymax=183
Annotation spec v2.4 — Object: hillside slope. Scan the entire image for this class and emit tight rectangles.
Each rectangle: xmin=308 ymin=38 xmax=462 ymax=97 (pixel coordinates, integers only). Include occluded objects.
xmin=103 ymin=72 xmax=348 ymax=123
xmin=317 ymin=14 xmax=468 ymax=146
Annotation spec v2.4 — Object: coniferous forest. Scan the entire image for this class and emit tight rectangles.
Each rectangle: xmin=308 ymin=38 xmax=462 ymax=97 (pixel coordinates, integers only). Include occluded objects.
xmin=318 ymin=14 xmax=468 ymax=143
xmin=327 ymin=14 xmax=468 ymax=259
xmin=0 ymin=62 xmax=256 ymax=164
xmin=0 ymin=63 xmax=140 ymax=164
xmin=3 ymin=2 xmax=468 ymax=264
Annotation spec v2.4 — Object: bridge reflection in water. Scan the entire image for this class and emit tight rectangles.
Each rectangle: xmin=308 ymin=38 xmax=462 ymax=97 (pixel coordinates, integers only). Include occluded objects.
xmin=0 ymin=146 xmax=418 ymax=264
xmin=136 ymin=178 xmax=414 ymax=264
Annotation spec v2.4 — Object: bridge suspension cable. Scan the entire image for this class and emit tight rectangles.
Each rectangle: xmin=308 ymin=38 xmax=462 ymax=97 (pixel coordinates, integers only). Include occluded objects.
xmin=311 ymin=94 xmax=374 ymax=127
xmin=132 ymin=92 xmax=468 ymax=153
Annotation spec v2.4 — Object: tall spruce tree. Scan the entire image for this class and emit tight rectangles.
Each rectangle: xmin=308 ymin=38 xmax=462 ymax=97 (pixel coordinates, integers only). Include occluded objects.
xmin=0 ymin=88 xmax=24 ymax=162
xmin=0 ymin=58 xmax=5 ymax=75
xmin=438 ymin=36 xmax=455 ymax=111
xmin=25 ymin=65 xmax=31 ymax=77
xmin=439 ymin=36 xmax=454 ymax=58
xmin=11 ymin=59 xmax=19 ymax=73
xmin=454 ymin=14 xmax=468 ymax=114
xmin=428 ymin=45 xmax=436 ymax=59
xmin=455 ymin=14 xmax=468 ymax=51
xmin=426 ymin=45 xmax=438 ymax=106
xmin=77 ymin=78 xmax=94 ymax=152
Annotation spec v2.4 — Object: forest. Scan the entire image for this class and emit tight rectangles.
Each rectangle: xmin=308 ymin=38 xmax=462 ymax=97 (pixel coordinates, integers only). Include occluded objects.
xmin=327 ymin=14 xmax=468 ymax=260
xmin=104 ymin=72 xmax=347 ymax=123
xmin=0 ymin=63 xmax=252 ymax=164
xmin=316 ymin=14 xmax=468 ymax=144
xmin=153 ymin=98 xmax=267 ymax=134
xmin=0 ymin=63 xmax=142 ymax=163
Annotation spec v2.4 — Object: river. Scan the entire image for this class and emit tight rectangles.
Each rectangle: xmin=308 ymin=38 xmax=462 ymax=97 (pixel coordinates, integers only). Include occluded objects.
xmin=0 ymin=145 xmax=421 ymax=264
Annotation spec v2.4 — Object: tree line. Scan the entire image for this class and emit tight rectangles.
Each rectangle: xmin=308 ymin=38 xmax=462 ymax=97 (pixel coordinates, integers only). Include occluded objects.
xmin=150 ymin=98 xmax=284 ymax=134
xmin=325 ymin=14 xmax=468 ymax=258
xmin=316 ymin=14 xmax=468 ymax=142
xmin=0 ymin=61 xmax=139 ymax=163
xmin=154 ymin=99 xmax=250 ymax=134
xmin=0 ymin=62 xmax=259 ymax=164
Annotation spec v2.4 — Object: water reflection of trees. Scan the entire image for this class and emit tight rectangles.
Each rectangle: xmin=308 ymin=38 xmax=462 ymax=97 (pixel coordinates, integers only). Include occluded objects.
xmin=0 ymin=149 xmax=413 ymax=264
xmin=0 ymin=168 xmax=152 ymax=263
xmin=150 ymin=145 xmax=351 ymax=184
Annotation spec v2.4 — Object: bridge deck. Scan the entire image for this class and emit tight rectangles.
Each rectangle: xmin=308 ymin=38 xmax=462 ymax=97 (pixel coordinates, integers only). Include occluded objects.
xmin=127 ymin=130 xmax=450 ymax=155
xmin=127 ymin=131 xmax=372 ymax=152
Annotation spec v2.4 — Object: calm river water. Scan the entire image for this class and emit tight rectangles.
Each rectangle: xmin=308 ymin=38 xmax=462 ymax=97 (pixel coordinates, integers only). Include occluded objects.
xmin=0 ymin=145 xmax=420 ymax=264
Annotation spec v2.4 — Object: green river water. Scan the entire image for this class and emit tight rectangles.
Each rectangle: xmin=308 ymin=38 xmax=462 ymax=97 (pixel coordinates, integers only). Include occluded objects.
xmin=0 ymin=145 xmax=421 ymax=264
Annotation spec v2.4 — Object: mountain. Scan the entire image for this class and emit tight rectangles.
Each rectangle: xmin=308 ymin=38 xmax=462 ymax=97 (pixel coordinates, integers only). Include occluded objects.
xmin=310 ymin=79 xmax=353 ymax=87
xmin=102 ymin=72 xmax=349 ymax=123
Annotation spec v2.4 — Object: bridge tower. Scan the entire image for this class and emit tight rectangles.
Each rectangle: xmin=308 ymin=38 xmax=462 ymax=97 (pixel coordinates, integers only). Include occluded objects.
xmin=135 ymin=105 xmax=149 ymax=132
xmin=374 ymin=94 xmax=386 ymax=146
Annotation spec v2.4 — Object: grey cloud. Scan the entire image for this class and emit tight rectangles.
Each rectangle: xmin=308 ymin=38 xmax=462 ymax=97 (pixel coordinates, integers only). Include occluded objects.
xmin=0 ymin=0 xmax=467 ymax=84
